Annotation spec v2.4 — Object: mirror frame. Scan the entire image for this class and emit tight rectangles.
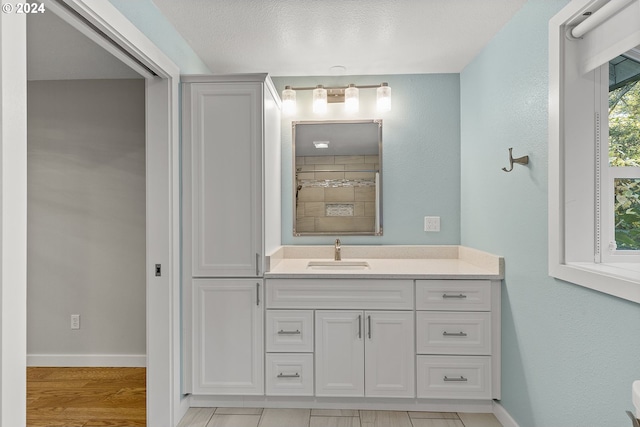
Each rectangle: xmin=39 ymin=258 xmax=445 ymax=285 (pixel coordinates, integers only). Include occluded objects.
xmin=292 ymin=119 xmax=383 ymax=236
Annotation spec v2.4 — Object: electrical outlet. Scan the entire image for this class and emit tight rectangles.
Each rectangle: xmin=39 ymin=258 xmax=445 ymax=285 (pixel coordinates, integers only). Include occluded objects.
xmin=424 ymin=216 xmax=441 ymax=232
xmin=70 ymin=314 xmax=80 ymax=330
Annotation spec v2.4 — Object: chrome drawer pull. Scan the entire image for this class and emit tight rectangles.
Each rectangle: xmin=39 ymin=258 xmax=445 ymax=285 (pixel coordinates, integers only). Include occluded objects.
xmin=277 ymin=372 xmax=300 ymax=378
xmin=443 ymin=331 xmax=468 ymax=337
xmin=442 ymin=293 xmax=467 ymax=299
xmin=443 ymin=376 xmax=468 ymax=382
xmin=277 ymin=329 xmax=301 ymax=335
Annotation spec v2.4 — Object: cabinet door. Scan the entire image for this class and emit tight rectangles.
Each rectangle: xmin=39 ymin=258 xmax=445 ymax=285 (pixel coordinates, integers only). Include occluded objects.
xmin=364 ymin=311 xmax=415 ymax=398
xmin=189 ymin=83 xmax=263 ymax=277
xmin=193 ymin=279 xmax=263 ymax=394
xmin=315 ymin=311 xmax=364 ymax=397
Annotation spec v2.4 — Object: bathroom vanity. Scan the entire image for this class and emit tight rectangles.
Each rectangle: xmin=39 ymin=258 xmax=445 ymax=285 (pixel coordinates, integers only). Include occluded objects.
xmin=180 ymin=74 xmax=504 ymax=412
xmin=189 ymin=245 xmax=503 ymax=412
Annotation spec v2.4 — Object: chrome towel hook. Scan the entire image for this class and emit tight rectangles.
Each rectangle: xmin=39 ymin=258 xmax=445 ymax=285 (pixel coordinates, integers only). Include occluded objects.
xmin=502 ymin=147 xmax=529 ymax=172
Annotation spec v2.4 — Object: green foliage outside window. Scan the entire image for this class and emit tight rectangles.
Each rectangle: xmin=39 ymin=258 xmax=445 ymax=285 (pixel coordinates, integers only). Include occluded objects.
xmin=610 ymin=81 xmax=640 ymax=250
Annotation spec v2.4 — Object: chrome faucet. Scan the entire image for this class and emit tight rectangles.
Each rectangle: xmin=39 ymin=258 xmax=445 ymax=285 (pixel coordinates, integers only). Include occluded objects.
xmin=334 ymin=239 xmax=341 ymax=261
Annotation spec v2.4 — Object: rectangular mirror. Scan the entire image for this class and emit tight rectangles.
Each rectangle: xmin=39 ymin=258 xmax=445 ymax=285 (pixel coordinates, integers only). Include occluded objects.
xmin=293 ymin=119 xmax=382 ymax=236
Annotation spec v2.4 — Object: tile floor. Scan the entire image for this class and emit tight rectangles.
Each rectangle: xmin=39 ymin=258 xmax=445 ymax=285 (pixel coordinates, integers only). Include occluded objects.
xmin=177 ymin=408 xmax=504 ymax=427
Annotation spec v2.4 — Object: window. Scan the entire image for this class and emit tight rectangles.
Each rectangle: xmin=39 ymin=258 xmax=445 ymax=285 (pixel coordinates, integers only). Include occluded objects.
xmin=600 ymin=51 xmax=640 ymax=262
xmin=549 ymin=0 xmax=640 ymax=304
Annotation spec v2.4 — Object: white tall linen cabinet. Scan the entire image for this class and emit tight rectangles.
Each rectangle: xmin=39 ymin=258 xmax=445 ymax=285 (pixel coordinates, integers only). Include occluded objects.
xmin=181 ymin=74 xmax=281 ymax=394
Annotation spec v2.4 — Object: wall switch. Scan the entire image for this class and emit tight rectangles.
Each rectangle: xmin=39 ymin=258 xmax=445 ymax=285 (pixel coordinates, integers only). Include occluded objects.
xmin=424 ymin=216 xmax=440 ymax=232
xmin=70 ymin=314 xmax=80 ymax=330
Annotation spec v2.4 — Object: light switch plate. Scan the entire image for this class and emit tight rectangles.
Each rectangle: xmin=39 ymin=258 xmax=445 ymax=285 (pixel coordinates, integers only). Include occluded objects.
xmin=424 ymin=216 xmax=440 ymax=232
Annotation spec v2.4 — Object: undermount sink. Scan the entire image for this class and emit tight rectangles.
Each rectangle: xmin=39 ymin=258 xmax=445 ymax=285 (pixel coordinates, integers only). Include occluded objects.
xmin=306 ymin=260 xmax=370 ymax=270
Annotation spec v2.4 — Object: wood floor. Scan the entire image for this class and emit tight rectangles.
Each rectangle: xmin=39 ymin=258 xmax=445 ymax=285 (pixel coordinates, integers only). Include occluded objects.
xmin=27 ymin=367 xmax=146 ymax=427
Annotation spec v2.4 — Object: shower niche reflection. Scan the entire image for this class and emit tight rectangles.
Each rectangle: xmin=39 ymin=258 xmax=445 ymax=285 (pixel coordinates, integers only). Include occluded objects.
xmin=293 ymin=119 xmax=382 ymax=236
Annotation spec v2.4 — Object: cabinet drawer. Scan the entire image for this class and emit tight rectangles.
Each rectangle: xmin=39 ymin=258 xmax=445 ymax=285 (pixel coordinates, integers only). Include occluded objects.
xmin=416 ymin=312 xmax=491 ymax=355
xmin=265 ymin=353 xmax=314 ymax=396
xmin=266 ymin=279 xmax=413 ymax=309
xmin=266 ymin=310 xmax=314 ymax=352
xmin=416 ymin=280 xmax=491 ymax=311
xmin=417 ymin=355 xmax=491 ymax=399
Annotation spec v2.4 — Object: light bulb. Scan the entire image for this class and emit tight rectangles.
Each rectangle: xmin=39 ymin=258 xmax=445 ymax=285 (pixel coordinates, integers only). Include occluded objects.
xmin=313 ymin=85 xmax=327 ymax=114
xmin=281 ymin=86 xmax=296 ymax=116
xmin=376 ymin=82 xmax=391 ymax=112
xmin=344 ymin=84 xmax=359 ymax=113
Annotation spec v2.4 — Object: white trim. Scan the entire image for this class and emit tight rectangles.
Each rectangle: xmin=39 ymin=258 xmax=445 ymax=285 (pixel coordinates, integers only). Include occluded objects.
xmin=188 ymin=395 xmax=495 ymax=413
xmin=492 ymin=401 xmax=521 ymax=427
xmin=0 ymin=11 xmax=28 ymax=427
xmin=27 ymin=354 xmax=146 ymax=367
xmin=560 ymin=263 xmax=640 ymax=302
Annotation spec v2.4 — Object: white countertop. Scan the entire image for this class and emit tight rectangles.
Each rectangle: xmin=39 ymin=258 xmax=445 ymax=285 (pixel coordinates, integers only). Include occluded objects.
xmin=265 ymin=245 xmax=504 ymax=280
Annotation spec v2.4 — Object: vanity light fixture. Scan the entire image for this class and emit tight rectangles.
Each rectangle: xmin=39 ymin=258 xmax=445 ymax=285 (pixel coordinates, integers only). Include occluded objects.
xmin=281 ymin=82 xmax=391 ymax=115
xmin=282 ymin=86 xmax=297 ymax=115
xmin=376 ymin=82 xmax=391 ymax=112
xmin=312 ymin=85 xmax=328 ymax=114
xmin=344 ymin=84 xmax=359 ymax=113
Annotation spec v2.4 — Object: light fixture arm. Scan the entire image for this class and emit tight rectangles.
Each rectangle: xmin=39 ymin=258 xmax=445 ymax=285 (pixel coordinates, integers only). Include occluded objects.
xmin=286 ymin=84 xmax=386 ymax=91
xmin=281 ymin=82 xmax=391 ymax=114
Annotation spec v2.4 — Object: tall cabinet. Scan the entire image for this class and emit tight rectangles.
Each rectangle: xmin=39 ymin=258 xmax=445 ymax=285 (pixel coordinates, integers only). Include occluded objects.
xmin=182 ymin=75 xmax=281 ymax=394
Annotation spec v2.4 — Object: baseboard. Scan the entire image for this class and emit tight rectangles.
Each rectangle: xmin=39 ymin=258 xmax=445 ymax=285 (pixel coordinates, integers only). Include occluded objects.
xmin=27 ymin=354 xmax=146 ymax=367
xmin=493 ymin=401 xmax=521 ymax=427
xmin=189 ymin=395 xmax=494 ymax=413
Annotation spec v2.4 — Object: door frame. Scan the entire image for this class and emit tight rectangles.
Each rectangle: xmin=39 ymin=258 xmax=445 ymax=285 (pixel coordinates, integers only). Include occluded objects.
xmin=0 ymin=1 xmax=184 ymax=425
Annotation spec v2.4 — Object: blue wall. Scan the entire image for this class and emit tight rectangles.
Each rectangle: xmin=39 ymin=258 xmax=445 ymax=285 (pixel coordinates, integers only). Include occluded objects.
xmin=460 ymin=1 xmax=640 ymax=426
xmin=272 ymin=74 xmax=461 ymax=245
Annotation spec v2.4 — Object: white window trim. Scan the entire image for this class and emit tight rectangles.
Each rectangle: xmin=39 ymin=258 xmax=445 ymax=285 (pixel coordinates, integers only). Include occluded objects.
xmin=549 ymin=0 xmax=640 ymax=304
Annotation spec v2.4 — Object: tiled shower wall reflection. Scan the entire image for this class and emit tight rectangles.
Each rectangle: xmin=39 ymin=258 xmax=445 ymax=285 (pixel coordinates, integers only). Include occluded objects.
xmin=295 ymin=155 xmax=379 ymax=233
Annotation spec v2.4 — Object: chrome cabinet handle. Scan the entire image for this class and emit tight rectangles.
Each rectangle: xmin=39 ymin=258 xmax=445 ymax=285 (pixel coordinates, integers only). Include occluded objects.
xmin=256 ymin=253 xmax=260 ymax=276
xmin=442 ymin=293 xmax=467 ymax=299
xmin=367 ymin=315 xmax=372 ymax=339
xmin=357 ymin=315 xmax=362 ymax=339
xmin=277 ymin=329 xmax=301 ymax=335
xmin=277 ymin=372 xmax=300 ymax=378
xmin=256 ymin=283 xmax=260 ymax=306
xmin=443 ymin=331 xmax=468 ymax=337
xmin=443 ymin=376 xmax=468 ymax=382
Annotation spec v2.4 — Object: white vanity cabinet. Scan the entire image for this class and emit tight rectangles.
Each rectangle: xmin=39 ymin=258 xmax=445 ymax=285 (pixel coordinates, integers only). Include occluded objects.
xmin=415 ymin=280 xmax=501 ymax=400
xmin=192 ymin=279 xmax=263 ymax=395
xmin=182 ymin=74 xmax=281 ymax=278
xmin=315 ymin=310 xmax=415 ymax=398
xmin=182 ymin=75 xmax=280 ymax=395
xmin=265 ymin=279 xmax=415 ymax=398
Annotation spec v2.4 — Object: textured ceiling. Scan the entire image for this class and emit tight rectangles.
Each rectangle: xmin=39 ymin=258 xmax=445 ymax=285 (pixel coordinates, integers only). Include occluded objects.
xmin=152 ymin=0 xmax=528 ymax=76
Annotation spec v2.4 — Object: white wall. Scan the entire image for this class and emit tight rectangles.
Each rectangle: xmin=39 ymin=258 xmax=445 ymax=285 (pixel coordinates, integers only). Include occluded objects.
xmin=27 ymin=79 xmax=146 ymax=365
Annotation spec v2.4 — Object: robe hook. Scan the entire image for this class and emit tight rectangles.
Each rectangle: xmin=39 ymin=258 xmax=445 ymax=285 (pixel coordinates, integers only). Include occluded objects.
xmin=502 ymin=147 xmax=529 ymax=172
